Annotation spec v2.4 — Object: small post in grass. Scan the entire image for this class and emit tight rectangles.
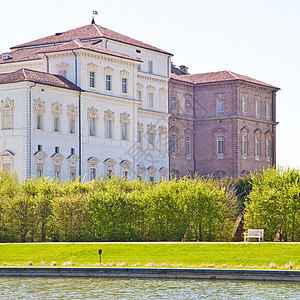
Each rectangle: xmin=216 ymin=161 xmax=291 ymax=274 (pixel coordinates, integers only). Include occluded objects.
xmin=99 ymin=249 xmax=102 ymax=264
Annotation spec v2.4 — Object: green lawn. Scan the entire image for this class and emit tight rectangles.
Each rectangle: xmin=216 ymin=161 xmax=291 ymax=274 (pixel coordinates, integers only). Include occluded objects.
xmin=0 ymin=242 xmax=299 ymax=270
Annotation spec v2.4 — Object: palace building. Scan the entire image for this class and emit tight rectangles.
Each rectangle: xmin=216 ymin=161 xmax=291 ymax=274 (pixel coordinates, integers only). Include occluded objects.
xmin=0 ymin=23 xmax=171 ymax=181
xmin=0 ymin=22 xmax=279 ymax=180
xmin=169 ymin=65 xmax=279 ymax=178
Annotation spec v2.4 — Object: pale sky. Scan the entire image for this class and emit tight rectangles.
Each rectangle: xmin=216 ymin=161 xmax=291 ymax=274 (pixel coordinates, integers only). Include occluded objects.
xmin=0 ymin=0 xmax=299 ymax=169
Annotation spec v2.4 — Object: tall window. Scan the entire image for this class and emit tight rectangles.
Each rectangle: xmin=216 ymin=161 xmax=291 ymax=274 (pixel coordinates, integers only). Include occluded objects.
xmin=122 ymin=78 xmax=127 ymax=94
xmin=1 ymin=98 xmax=14 ymax=130
xmin=148 ymin=93 xmax=153 ymax=108
xmin=106 ymin=74 xmax=111 ymax=91
xmin=34 ymin=99 xmax=45 ymax=130
xmin=242 ymin=135 xmax=247 ymax=155
xmin=242 ymin=97 xmax=247 ymax=114
xmin=89 ymin=117 xmax=96 ymax=136
xmin=121 ymin=122 xmax=128 ymax=140
xmin=90 ymin=168 xmax=96 ymax=180
xmin=266 ymin=102 xmax=271 ymax=119
xmin=255 ymin=137 xmax=260 ymax=156
xmin=266 ymin=139 xmax=271 ymax=158
xmin=172 ymin=135 xmax=176 ymax=154
xmin=104 ymin=109 xmax=114 ymax=139
xmin=106 ymin=120 xmax=112 ymax=138
xmin=137 ymin=122 xmax=143 ymax=149
xmin=255 ymin=99 xmax=260 ymax=116
xmin=217 ymin=136 xmax=224 ymax=154
xmin=186 ymin=99 xmax=191 ymax=114
xmin=137 ymin=90 xmax=142 ymax=101
xmin=186 ymin=137 xmax=191 ymax=155
xmin=70 ymin=166 xmax=76 ymax=181
xmin=148 ymin=60 xmax=153 ymax=73
xmin=149 ymin=132 xmax=154 ymax=147
xmin=89 ymin=71 xmax=95 ymax=88
xmin=88 ymin=107 xmax=98 ymax=137
xmin=54 ymin=165 xmax=61 ymax=179
xmin=171 ymin=97 xmax=177 ymax=112
xmin=70 ymin=119 xmax=75 ymax=134
xmin=54 ymin=117 xmax=60 ymax=132
xmin=217 ymin=98 xmax=224 ymax=113
xmin=51 ymin=102 xmax=62 ymax=133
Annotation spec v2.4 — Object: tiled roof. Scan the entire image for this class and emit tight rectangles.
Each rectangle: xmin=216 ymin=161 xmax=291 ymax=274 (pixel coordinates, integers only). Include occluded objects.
xmin=37 ymin=40 xmax=141 ymax=62
xmin=0 ymin=47 xmax=42 ymax=64
xmin=0 ymin=68 xmax=81 ymax=91
xmin=0 ymin=40 xmax=141 ymax=65
xmin=171 ymin=70 xmax=279 ymax=89
xmin=11 ymin=24 xmax=172 ymax=55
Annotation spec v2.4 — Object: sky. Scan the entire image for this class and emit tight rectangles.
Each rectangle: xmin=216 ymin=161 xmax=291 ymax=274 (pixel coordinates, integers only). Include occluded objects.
xmin=0 ymin=0 xmax=299 ymax=169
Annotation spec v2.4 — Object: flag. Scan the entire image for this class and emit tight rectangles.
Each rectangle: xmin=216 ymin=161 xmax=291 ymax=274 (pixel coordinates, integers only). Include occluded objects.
xmin=93 ymin=11 xmax=98 ymax=15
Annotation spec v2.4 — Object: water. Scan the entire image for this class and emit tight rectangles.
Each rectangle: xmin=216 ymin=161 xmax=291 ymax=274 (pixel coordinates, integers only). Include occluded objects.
xmin=0 ymin=277 xmax=299 ymax=299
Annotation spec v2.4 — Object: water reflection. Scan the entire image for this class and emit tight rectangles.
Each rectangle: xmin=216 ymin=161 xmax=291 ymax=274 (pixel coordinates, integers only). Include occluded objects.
xmin=0 ymin=277 xmax=299 ymax=299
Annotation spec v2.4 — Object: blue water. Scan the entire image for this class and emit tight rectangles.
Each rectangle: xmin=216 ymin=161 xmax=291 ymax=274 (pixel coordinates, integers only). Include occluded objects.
xmin=0 ymin=277 xmax=299 ymax=299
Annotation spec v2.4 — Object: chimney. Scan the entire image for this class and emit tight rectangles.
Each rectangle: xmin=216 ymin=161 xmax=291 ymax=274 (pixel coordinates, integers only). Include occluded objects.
xmin=179 ymin=65 xmax=189 ymax=75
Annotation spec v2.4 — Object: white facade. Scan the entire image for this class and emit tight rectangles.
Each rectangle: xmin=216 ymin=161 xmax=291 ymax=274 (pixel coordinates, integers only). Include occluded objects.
xmin=0 ymin=23 xmax=171 ymax=181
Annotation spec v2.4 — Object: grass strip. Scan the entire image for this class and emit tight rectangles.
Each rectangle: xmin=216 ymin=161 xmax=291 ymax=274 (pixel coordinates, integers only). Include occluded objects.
xmin=0 ymin=242 xmax=299 ymax=270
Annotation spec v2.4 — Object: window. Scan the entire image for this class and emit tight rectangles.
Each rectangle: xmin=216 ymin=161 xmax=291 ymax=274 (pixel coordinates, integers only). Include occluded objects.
xmin=54 ymin=165 xmax=61 ymax=179
xmin=137 ymin=64 xmax=141 ymax=71
xmin=90 ymin=117 xmax=96 ymax=136
xmin=55 ymin=146 xmax=59 ymax=153
xmin=186 ymin=137 xmax=191 ymax=155
xmin=37 ymin=163 xmax=43 ymax=178
xmin=266 ymin=139 xmax=271 ymax=158
xmin=37 ymin=115 xmax=42 ymax=130
xmin=147 ymin=123 xmax=156 ymax=150
xmin=104 ymin=109 xmax=115 ymax=139
xmin=137 ymin=130 xmax=142 ymax=148
xmin=121 ymin=122 xmax=128 ymax=140
xmin=71 ymin=148 xmax=75 ymax=155
xmin=121 ymin=78 xmax=127 ymax=94
xmin=89 ymin=71 xmax=95 ymax=88
xmin=148 ymin=60 xmax=153 ymax=73
xmin=217 ymin=136 xmax=224 ymax=154
xmin=255 ymin=99 xmax=260 ymax=116
xmin=70 ymin=119 xmax=75 ymax=134
xmin=159 ymin=125 xmax=167 ymax=153
xmin=70 ymin=166 xmax=76 ymax=181
xmin=186 ymin=100 xmax=191 ymax=114
xmin=88 ymin=157 xmax=99 ymax=180
xmin=38 ymin=145 xmax=42 ymax=151
xmin=106 ymin=169 xmax=112 ymax=178
xmin=88 ymin=107 xmax=98 ymax=137
xmin=122 ymin=170 xmax=129 ymax=179
xmin=106 ymin=120 xmax=112 ymax=138
xmin=0 ymin=150 xmax=14 ymax=174
xmin=137 ymin=122 xmax=143 ymax=149
xmin=120 ymin=112 xmax=130 ymax=141
xmin=149 ymin=176 xmax=154 ymax=182
xmin=172 ymin=135 xmax=176 ymax=154
xmin=90 ymin=168 xmax=96 ymax=180
xmin=148 ymin=93 xmax=153 ymax=108
xmin=255 ymin=137 xmax=260 ymax=157
xmin=34 ymin=99 xmax=45 ymax=130
xmin=1 ymin=98 xmax=14 ymax=130
xmin=242 ymin=97 xmax=247 ymax=114
xmin=171 ymin=97 xmax=177 ymax=112
xmin=51 ymin=101 xmax=62 ymax=133
xmin=54 ymin=117 xmax=60 ymax=132
xmin=217 ymin=98 xmax=224 ymax=113
xmin=106 ymin=74 xmax=111 ymax=91
xmin=266 ymin=102 xmax=271 ymax=119
xmin=137 ymin=90 xmax=142 ymax=101
xmin=67 ymin=104 xmax=77 ymax=135
xmin=242 ymin=135 xmax=247 ymax=155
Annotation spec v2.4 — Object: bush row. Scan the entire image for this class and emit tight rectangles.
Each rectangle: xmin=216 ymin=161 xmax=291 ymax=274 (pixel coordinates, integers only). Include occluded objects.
xmin=0 ymin=173 xmax=238 ymax=242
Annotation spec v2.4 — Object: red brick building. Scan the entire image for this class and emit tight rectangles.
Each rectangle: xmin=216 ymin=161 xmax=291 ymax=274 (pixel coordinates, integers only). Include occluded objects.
xmin=169 ymin=66 xmax=279 ymax=178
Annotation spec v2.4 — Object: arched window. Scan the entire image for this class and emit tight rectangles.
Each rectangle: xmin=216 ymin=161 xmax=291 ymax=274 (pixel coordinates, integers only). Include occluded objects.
xmin=87 ymin=157 xmax=100 ymax=180
xmin=0 ymin=150 xmax=15 ymax=174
